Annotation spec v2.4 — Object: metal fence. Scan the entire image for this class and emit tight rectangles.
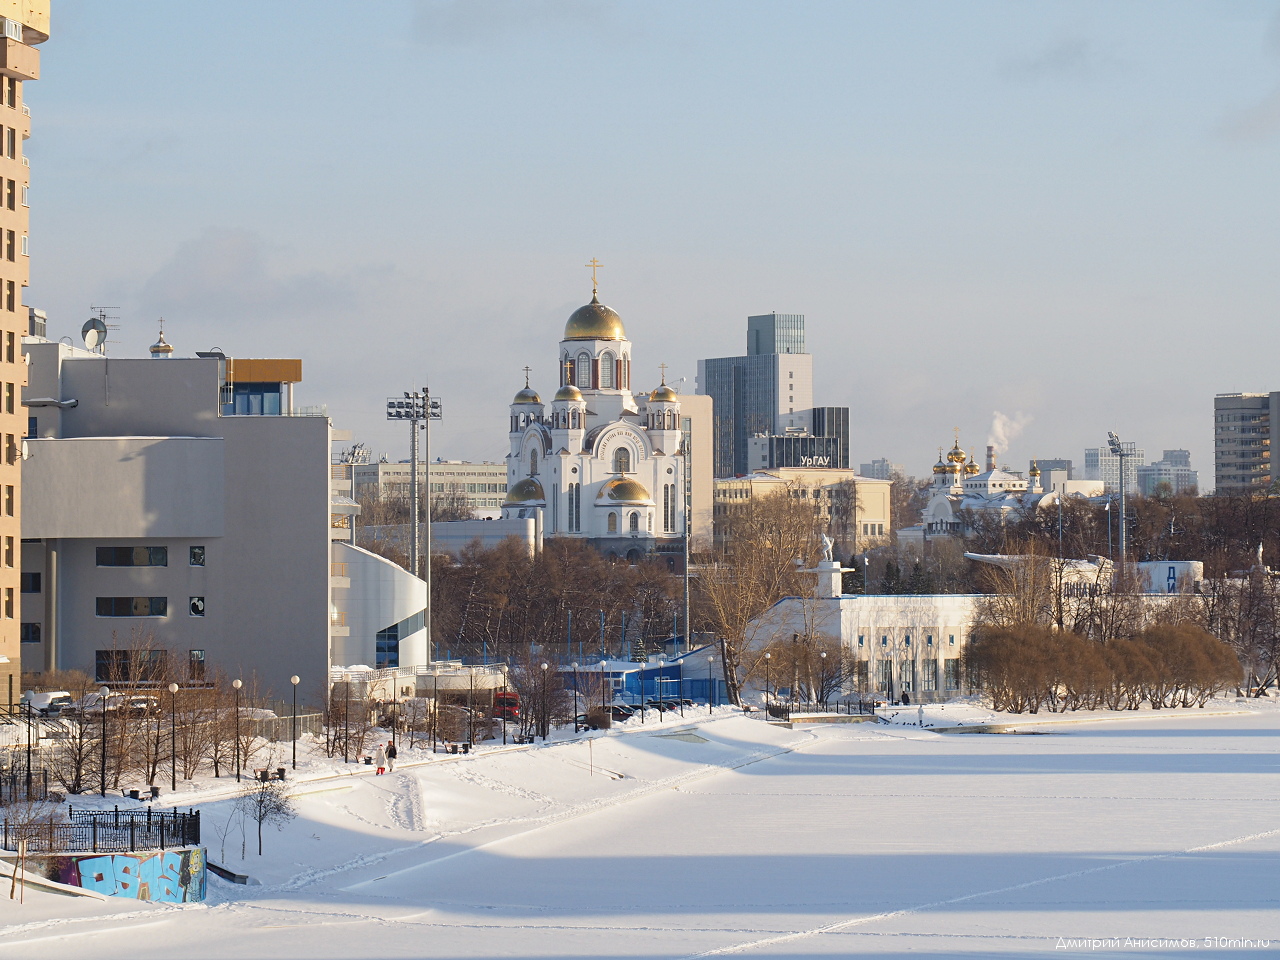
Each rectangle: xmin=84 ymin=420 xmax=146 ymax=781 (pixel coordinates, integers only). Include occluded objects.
xmin=247 ymin=712 xmax=324 ymax=742
xmin=764 ymin=699 xmax=879 ymax=720
xmin=2 ymin=807 xmax=200 ymax=853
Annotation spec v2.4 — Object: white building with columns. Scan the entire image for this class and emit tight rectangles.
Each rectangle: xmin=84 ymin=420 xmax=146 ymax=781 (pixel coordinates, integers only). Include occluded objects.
xmin=501 ymin=285 xmax=687 ymax=562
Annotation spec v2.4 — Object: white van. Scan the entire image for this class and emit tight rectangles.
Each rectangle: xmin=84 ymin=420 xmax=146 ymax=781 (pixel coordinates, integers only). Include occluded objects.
xmin=20 ymin=690 xmax=74 ymax=716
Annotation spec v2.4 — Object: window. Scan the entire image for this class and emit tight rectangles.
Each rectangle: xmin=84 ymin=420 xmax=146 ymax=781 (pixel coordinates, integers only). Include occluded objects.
xmin=530 ymin=449 xmax=538 ymax=476
xmin=189 ymin=596 xmax=205 ymax=617
xmin=19 ymin=184 xmax=26 ymax=207
xmin=921 ymin=658 xmax=937 ymax=692
xmin=95 ymin=596 xmax=168 ymax=617
xmin=612 ymin=447 xmax=631 ymax=473
xmin=629 ymin=511 xmax=639 ymax=532
xmin=5 ymin=331 xmax=12 ymax=361
xmin=94 ymin=648 xmax=168 ymax=683
xmin=3 ymin=586 xmax=11 ymax=618
xmin=899 ymin=660 xmax=913 ymax=691
xmin=189 ymin=649 xmax=206 ymax=681
xmin=225 ymin=382 xmax=282 ymax=416
xmin=5 ymin=381 xmax=12 ymax=413
xmin=607 ymin=512 xmax=618 ymax=533
xmin=575 ymin=353 xmax=590 ymax=388
xmin=4 ymin=77 xmax=14 ymax=105
xmin=875 ymin=659 xmax=892 ymax=690
xmin=189 ymin=545 xmax=205 ymax=566
xmin=375 ymin=609 xmax=425 ymax=669
xmin=26 ymin=416 xmax=35 ymax=437
xmin=20 ymin=622 xmax=39 ymax=643
xmin=945 ymin=659 xmax=961 ymax=690
xmin=3 ymin=534 xmax=10 ymax=565
xmin=857 ymin=635 xmax=864 ymax=646
xmin=5 ymin=280 xmax=13 ymax=312
xmin=19 ymin=234 xmax=26 ymax=256
xmin=97 ymin=546 xmax=168 ymax=567
xmin=3 ymin=179 xmax=11 ymax=210
xmin=4 ymin=484 xmax=12 ymax=516
xmin=5 ymin=230 xmax=12 ymax=261
xmin=4 ymin=127 xmax=13 ymax=160
xmin=20 ymin=572 xmax=39 ymax=593
xmin=2 ymin=19 xmax=20 ymax=42
xmin=600 ymin=351 xmax=615 ymax=389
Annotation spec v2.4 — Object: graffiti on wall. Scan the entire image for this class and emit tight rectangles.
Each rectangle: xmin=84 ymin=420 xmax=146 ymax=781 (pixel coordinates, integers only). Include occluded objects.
xmin=35 ymin=846 xmax=205 ymax=902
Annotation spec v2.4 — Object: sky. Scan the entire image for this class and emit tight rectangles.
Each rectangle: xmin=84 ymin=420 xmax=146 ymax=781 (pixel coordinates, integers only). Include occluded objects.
xmin=24 ymin=1 xmax=1280 ymax=484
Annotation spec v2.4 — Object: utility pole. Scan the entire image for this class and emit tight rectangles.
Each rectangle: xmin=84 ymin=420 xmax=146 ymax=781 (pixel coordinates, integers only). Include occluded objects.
xmin=1106 ymin=432 xmax=1136 ymax=586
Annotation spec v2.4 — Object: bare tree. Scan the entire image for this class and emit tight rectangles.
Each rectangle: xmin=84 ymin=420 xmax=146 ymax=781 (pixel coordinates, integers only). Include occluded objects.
xmin=235 ymin=775 xmax=296 ymax=856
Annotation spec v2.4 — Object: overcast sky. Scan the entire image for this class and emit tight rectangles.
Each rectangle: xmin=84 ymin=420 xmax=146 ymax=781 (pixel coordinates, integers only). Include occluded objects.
xmin=26 ymin=1 xmax=1280 ymax=485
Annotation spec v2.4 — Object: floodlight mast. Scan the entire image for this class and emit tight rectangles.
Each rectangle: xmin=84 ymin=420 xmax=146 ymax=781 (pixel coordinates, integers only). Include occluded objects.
xmin=1105 ymin=431 xmax=1135 ymax=586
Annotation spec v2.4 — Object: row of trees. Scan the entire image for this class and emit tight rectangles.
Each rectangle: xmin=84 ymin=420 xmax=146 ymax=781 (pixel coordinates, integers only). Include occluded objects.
xmin=964 ymin=623 xmax=1241 ymax=714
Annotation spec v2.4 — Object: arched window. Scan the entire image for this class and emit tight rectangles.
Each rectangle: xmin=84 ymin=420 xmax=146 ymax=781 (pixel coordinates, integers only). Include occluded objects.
xmin=621 ymin=354 xmax=630 ymax=389
xmin=600 ymin=351 xmax=615 ymax=389
xmin=629 ymin=512 xmax=639 ymax=532
xmin=613 ymin=447 xmax=631 ymax=473
xmin=576 ymin=353 xmax=591 ymax=388
xmin=570 ymin=410 xmax=579 ymax=429
xmin=530 ymin=449 xmax=538 ymax=475
xmin=608 ymin=512 xmax=618 ymax=534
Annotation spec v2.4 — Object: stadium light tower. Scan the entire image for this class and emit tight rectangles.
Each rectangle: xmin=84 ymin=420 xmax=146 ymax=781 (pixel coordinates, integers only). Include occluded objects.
xmin=1106 ymin=431 xmax=1137 ymax=585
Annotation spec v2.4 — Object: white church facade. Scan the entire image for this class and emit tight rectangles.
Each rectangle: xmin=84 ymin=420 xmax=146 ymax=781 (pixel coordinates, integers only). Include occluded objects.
xmin=501 ymin=283 xmax=687 ymax=562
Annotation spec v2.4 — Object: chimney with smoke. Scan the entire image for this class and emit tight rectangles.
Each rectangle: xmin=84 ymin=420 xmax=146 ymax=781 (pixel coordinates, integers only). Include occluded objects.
xmin=986 ymin=445 xmax=996 ymax=472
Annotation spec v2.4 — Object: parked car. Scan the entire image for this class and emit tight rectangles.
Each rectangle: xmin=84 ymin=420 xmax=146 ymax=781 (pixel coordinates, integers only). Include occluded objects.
xmin=608 ymin=704 xmax=636 ymax=721
xmin=20 ymin=690 xmax=73 ymax=717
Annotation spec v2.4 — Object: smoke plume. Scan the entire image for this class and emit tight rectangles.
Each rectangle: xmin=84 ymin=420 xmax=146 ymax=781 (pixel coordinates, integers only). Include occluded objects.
xmin=987 ymin=411 xmax=1032 ymax=459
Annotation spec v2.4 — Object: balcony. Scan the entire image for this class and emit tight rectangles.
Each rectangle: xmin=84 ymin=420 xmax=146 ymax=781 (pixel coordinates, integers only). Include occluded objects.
xmin=331 ymin=562 xmax=350 ymax=589
xmin=329 ymin=610 xmax=349 ymax=637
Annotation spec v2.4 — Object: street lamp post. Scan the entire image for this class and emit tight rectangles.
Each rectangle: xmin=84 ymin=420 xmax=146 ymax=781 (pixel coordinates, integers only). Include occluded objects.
xmin=637 ymin=661 xmax=646 ymax=724
xmin=571 ymin=663 xmax=580 ymax=732
xmin=599 ymin=659 xmax=608 ymax=711
xmin=168 ymin=682 xmax=179 ymax=792
xmin=707 ymin=655 xmax=715 ymax=714
xmin=290 ymin=675 xmax=300 ymax=770
xmin=98 ymin=685 xmax=110 ymax=797
xmin=819 ymin=651 xmax=828 ymax=707
xmin=432 ymin=670 xmax=439 ymax=753
xmin=539 ymin=662 xmax=549 ymax=739
xmin=764 ymin=652 xmax=772 ymax=717
xmin=232 ymin=678 xmax=243 ymax=782
xmin=676 ymin=660 xmax=684 ymax=717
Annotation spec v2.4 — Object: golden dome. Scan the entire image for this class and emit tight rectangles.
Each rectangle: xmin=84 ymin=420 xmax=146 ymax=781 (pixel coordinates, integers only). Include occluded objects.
xmin=965 ymin=457 xmax=980 ymax=476
xmin=512 ymin=386 xmax=542 ymax=404
xmin=649 ymin=383 xmax=678 ymax=402
xmin=554 ymin=384 xmax=584 ymax=402
xmin=149 ymin=329 xmax=173 ymax=358
xmin=933 ymin=450 xmax=947 ymax=474
xmin=1029 ymin=460 xmax=1041 ymax=477
xmin=947 ymin=442 xmax=967 ymax=464
xmin=598 ymin=477 xmax=652 ymax=503
xmin=564 ymin=294 xmax=625 ymax=341
xmin=504 ymin=477 xmax=546 ymax=504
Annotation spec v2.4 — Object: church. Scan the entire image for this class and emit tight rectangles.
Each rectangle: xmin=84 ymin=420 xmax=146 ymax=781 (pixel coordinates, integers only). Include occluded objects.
xmin=501 ymin=275 xmax=687 ymax=562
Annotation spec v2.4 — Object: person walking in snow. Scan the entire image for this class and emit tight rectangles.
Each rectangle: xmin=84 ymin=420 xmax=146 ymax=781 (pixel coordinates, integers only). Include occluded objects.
xmin=374 ymin=742 xmax=387 ymax=775
xmin=385 ymin=740 xmax=397 ymax=773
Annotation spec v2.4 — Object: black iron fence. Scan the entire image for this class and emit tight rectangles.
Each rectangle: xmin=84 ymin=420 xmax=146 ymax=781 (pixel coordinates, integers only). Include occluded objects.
xmin=764 ymin=699 xmax=879 ymax=720
xmin=2 ymin=807 xmax=200 ymax=854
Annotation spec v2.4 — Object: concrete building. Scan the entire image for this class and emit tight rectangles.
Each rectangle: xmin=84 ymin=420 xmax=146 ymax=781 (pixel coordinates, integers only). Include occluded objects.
xmin=19 ymin=334 xmax=428 ymax=694
xmin=1137 ymin=450 xmax=1198 ymax=497
xmin=858 ymin=458 xmax=903 ymax=481
xmin=500 ymin=282 xmax=712 ymax=562
xmin=1214 ymin=392 xmax=1280 ymax=494
xmin=353 ymin=460 xmax=509 ymax=515
xmin=713 ymin=467 xmax=891 ymax=554
xmin=0 ymin=2 xmax=48 ymax=710
xmin=1084 ymin=446 xmax=1145 ymax=494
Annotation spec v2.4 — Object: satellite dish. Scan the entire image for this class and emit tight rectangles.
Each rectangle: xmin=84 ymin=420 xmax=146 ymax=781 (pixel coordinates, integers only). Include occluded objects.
xmin=81 ymin=317 xmax=107 ymax=352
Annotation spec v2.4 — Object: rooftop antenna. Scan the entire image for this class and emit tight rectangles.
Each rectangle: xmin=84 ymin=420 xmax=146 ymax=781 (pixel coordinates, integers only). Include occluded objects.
xmin=83 ymin=306 xmax=120 ymax=355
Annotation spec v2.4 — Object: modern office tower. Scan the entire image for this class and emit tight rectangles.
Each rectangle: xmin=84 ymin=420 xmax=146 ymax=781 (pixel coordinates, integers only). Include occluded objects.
xmin=698 ymin=314 xmax=815 ymax=477
xmin=0 ymin=4 xmax=47 ymax=711
xmin=1214 ymin=393 xmax=1280 ymax=494
xmin=1138 ymin=451 xmax=1199 ymax=497
xmin=747 ymin=312 xmax=805 ymax=355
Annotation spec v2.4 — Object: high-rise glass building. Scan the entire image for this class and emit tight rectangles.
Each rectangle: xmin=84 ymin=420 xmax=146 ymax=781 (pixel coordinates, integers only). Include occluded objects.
xmin=1215 ymin=392 xmax=1280 ymax=494
xmin=747 ymin=312 xmax=805 ymax=355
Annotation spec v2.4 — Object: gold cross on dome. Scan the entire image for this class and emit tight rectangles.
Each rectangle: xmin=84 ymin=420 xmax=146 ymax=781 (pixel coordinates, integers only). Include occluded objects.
xmin=658 ymin=362 xmax=668 ymax=384
xmin=585 ymin=258 xmax=603 ymax=296
xmin=522 ymin=366 xmax=532 ymax=387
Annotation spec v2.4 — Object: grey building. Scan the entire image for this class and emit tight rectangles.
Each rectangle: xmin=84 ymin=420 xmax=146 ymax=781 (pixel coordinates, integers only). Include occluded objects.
xmin=1138 ymin=451 xmax=1199 ymax=497
xmin=859 ymin=458 xmax=903 ymax=481
xmin=20 ymin=336 xmax=427 ymax=695
xmin=1214 ymin=393 xmax=1280 ymax=494
xmin=747 ymin=312 xmax=806 ymax=355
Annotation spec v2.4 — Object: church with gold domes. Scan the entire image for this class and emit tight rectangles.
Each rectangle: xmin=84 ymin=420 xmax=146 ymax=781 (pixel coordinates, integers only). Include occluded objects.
xmin=501 ymin=281 xmax=686 ymax=562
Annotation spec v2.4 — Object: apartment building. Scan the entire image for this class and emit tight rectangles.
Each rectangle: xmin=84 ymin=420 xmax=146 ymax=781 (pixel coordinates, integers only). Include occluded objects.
xmin=1214 ymin=392 xmax=1280 ymax=494
xmin=0 ymin=2 xmax=46 ymax=709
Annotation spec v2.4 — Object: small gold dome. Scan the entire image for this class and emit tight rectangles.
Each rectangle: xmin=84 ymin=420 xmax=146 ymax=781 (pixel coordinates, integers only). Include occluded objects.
xmin=149 ymin=329 xmax=173 ymax=358
xmin=965 ymin=458 xmax=980 ymax=476
xmin=1029 ymin=460 xmax=1041 ymax=477
xmin=554 ymin=384 xmax=584 ymax=402
xmin=649 ymin=383 xmax=678 ymax=402
xmin=504 ymin=477 xmax=546 ymax=504
xmin=513 ymin=387 xmax=542 ymax=405
xmin=564 ymin=294 xmax=626 ymax=341
xmin=598 ymin=477 xmax=652 ymax=503
xmin=947 ymin=442 xmax=967 ymax=464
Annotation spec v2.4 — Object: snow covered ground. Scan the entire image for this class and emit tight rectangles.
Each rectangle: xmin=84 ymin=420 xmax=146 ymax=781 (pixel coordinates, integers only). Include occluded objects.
xmin=1 ymin=703 xmax=1278 ymax=958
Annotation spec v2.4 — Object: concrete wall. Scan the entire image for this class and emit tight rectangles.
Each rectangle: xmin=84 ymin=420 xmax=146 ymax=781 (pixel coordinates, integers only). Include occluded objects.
xmin=29 ymin=846 xmax=206 ymax=902
xmin=331 ymin=541 xmax=428 ymax=669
